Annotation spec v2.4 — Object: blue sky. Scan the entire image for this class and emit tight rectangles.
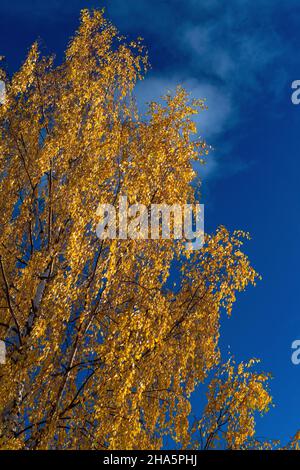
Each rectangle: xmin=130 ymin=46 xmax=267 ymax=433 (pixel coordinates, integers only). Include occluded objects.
xmin=1 ymin=0 xmax=300 ymax=444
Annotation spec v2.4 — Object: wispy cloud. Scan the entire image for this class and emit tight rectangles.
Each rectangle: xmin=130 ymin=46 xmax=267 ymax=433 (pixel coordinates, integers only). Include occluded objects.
xmin=135 ymin=77 xmax=233 ymax=139
xmin=134 ymin=76 xmax=234 ymax=178
xmin=126 ymin=0 xmax=293 ymax=178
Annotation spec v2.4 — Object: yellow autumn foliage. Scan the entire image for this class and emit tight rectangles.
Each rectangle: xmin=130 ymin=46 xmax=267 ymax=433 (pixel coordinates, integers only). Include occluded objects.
xmin=0 ymin=9 xmax=285 ymax=450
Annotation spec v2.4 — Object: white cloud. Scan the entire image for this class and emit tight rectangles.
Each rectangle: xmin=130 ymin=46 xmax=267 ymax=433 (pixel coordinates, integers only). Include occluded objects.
xmin=135 ymin=77 xmax=233 ymax=139
xmin=134 ymin=76 xmax=234 ymax=178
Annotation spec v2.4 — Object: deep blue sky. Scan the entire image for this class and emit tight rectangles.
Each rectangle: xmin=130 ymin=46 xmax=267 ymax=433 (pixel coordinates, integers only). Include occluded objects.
xmin=1 ymin=0 xmax=300 ymax=445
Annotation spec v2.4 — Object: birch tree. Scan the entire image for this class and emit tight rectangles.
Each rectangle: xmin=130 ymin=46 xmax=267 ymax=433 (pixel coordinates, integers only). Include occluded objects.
xmin=0 ymin=10 xmax=273 ymax=450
